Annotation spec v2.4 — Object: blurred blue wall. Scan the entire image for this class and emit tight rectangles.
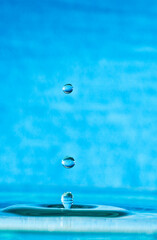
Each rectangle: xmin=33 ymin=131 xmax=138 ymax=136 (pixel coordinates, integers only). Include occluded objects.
xmin=0 ymin=0 xmax=157 ymax=190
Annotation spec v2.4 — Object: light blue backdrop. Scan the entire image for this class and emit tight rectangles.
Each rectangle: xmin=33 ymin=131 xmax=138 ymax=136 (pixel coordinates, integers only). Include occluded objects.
xmin=0 ymin=0 xmax=157 ymax=190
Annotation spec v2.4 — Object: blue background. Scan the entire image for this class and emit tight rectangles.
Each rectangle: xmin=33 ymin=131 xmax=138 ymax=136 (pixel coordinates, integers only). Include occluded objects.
xmin=0 ymin=0 xmax=157 ymax=191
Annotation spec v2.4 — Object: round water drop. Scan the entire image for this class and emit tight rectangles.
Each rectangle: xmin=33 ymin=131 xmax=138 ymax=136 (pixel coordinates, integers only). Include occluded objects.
xmin=62 ymin=84 xmax=73 ymax=94
xmin=62 ymin=156 xmax=75 ymax=169
xmin=61 ymin=192 xmax=73 ymax=209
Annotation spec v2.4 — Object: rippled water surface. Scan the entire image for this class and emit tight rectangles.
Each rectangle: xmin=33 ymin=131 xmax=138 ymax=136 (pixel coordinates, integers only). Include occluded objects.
xmin=0 ymin=189 xmax=157 ymax=239
xmin=0 ymin=0 xmax=157 ymax=239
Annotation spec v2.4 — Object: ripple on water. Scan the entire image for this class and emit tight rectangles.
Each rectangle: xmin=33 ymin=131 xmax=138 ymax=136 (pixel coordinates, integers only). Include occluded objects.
xmin=2 ymin=204 xmax=129 ymax=217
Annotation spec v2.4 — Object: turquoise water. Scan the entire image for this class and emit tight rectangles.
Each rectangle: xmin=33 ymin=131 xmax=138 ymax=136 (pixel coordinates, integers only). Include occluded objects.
xmin=0 ymin=189 xmax=157 ymax=238
xmin=0 ymin=232 xmax=156 ymax=240
xmin=0 ymin=0 xmax=157 ymax=190
xmin=0 ymin=0 xmax=157 ymax=238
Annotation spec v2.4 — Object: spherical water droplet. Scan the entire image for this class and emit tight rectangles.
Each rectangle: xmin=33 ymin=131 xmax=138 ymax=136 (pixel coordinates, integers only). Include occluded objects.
xmin=62 ymin=84 xmax=73 ymax=94
xmin=61 ymin=192 xmax=73 ymax=209
xmin=62 ymin=156 xmax=75 ymax=169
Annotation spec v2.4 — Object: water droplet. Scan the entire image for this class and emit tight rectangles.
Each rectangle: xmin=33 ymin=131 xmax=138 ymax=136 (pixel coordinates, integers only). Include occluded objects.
xmin=61 ymin=192 xmax=73 ymax=209
xmin=62 ymin=84 xmax=73 ymax=94
xmin=62 ymin=156 xmax=75 ymax=169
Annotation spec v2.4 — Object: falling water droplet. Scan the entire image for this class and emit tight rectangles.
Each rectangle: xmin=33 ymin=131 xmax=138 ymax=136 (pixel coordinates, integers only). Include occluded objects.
xmin=61 ymin=192 xmax=73 ymax=209
xmin=62 ymin=84 xmax=73 ymax=94
xmin=62 ymin=156 xmax=75 ymax=169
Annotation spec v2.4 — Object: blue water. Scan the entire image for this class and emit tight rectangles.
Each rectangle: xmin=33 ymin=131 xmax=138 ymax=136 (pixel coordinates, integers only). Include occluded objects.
xmin=0 ymin=232 xmax=156 ymax=240
xmin=0 ymin=0 xmax=157 ymax=190
xmin=0 ymin=0 xmax=157 ymax=238
xmin=0 ymin=232 xmax=154 ymax=240
xmin=0 ymin=189 xmax=157 ymax=238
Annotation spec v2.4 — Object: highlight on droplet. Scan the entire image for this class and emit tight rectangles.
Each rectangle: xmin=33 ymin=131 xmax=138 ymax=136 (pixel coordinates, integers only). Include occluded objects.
xmin=61 ymin=192 xmax=73 ymax=209
xmin=62 ymin=84 xmax=73 ymax=94
xmin=62 ymin=156 xmax=75 ymax=169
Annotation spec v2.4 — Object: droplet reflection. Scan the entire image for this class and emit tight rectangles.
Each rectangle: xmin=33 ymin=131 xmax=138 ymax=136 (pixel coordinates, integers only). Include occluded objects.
xmin=62 ymin=84 xmax=73 ymax=94
xmin=62 ymin=156 xmax=75 ymax=169
xmin=61 ymin=192 xmax=73 ymax=209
